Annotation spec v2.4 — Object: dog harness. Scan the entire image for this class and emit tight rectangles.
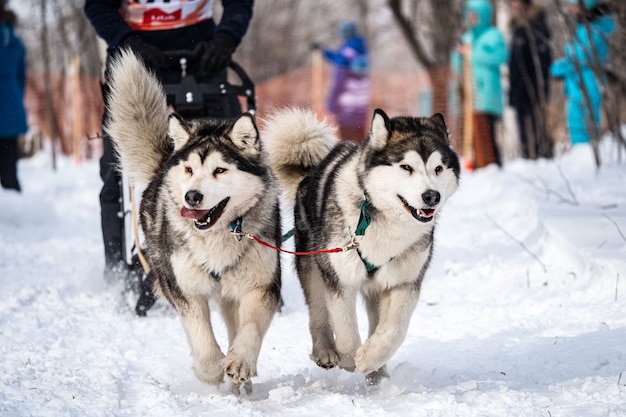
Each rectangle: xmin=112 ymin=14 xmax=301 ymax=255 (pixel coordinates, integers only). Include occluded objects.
xmin=355 ymin=199 xmax=379 ymax=274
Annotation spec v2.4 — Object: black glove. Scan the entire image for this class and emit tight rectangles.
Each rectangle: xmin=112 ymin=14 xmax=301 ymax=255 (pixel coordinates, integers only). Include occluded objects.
xmin=119 ymin=34 xmax=166 ymax=70
xmin=194 ymin=32 xmax=236 ymax=75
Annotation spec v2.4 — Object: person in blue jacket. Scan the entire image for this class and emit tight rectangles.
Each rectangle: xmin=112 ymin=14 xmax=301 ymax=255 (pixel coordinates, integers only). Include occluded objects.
xmin=452 ymin=0 xmax=508 ymax=169
xmin=319 ymin=20 xmax=370 ymax=143
xmin=550 ymin=0 xmax=614 ymax=145
xmin=84 ymin=0 xmax=254 ymax=290
xmin=0 ymin=2 xmax=27 ymax=192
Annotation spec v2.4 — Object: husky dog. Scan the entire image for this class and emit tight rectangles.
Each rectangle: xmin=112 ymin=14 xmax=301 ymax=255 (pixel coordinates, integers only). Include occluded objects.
xmin=105 ymin=50 xmax=281 ymax=392
xmin=264 ymin=108 xmax=459 ymax=383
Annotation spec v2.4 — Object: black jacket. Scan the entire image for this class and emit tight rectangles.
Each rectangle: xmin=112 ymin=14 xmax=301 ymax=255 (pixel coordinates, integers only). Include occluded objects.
xmin=84 ymin=0 xmax=253 ymax=51
xmin=508 ymin=4 xmax=551 ymax=109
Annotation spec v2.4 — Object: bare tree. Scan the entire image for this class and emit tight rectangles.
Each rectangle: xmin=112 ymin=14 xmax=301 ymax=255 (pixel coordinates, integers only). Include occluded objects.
xmin=18 ymin=0 xmax=104 ymax=159
xmin=551 ymin=0 xmax=625 ymax=167
xmin=39 ymin=0 xmax=58 ymax=169
xmin=386 ymin=0 xmax=463 ymax=118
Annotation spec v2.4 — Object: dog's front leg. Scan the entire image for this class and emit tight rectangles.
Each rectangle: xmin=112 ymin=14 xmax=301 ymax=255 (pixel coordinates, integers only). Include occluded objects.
xmin=223 ymin=288 xmax=275 ymax=385
xmin=325 ymin=288 xmax=361 ymax=371
xmin=179 ymin=296 xmax=225 ymax=386
xmin=355 ymin=285 xmax=419 ymax=376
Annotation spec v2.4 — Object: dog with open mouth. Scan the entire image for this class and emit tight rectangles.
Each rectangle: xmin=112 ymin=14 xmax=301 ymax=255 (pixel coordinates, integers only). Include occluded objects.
xmin=264 ymin=107 xmax=459 ymax=385
xmin=105 ymin=50 xmax=281 ymax=393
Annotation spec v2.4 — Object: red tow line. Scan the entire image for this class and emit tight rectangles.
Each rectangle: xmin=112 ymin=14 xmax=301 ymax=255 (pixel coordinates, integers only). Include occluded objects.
xmin=231 ymin=231 xmax=358 ymax=256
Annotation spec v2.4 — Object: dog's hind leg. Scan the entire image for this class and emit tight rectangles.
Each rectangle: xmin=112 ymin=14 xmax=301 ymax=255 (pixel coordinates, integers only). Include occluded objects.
xmin=355 ymin=285 xmax=419 ymax=376
xmin=297 ymin=257 xmax=339 ymax=370
xmin=179 ymin=295 xmax=225 ymax=386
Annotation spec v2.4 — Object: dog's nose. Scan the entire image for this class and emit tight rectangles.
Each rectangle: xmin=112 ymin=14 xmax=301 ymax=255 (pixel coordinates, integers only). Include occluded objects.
xmin=422 ymin=190 xmax=440 ymax=206
xmin=185 ymin=190 xmax=203 ymax=207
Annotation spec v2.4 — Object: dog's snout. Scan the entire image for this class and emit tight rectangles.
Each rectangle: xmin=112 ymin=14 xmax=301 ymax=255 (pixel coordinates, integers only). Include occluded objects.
xmin=185 ymin=190 xmax=203 ymax=207
xmin=422 ymin=190 xmax=440 ymax=206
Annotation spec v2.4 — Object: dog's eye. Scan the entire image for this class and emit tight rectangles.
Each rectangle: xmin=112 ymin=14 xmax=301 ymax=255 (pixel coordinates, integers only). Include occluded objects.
xmin=213 ymin=167 xmax=227 ymax=176
xmin=434 ymin=165 xmax=443 ymax=175
xmin=400 ymin=164 xmax=413 ymax=174
xmin=185 ymin=166 xmax=193 ymax=175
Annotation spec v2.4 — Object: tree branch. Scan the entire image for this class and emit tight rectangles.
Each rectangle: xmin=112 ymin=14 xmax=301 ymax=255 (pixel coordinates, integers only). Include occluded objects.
xmin=387 ymin=0 xmax=436 ymax=68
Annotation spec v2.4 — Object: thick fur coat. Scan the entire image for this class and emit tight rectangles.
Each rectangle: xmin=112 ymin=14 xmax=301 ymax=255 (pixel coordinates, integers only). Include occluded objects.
xmin=105 ymin=50 xmax=281 ymax=392
xmin=264 ymin=108 xmax=460 ymax=383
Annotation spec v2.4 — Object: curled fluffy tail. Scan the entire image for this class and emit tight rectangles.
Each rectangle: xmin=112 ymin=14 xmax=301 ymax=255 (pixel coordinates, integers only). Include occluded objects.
xmin=262 ymin=108 xmax=338 ymax=202
xmin=105 ymin=49 xmax=171 ymax=185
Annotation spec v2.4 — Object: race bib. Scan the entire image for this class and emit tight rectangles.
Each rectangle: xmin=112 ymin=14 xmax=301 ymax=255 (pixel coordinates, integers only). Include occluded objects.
xmin=120 ymin=0 xmax=214 ymax=31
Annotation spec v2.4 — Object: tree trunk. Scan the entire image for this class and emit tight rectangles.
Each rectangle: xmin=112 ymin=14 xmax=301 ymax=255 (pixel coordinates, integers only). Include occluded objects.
xmin=40 ymin=0 xmax=57 ymax=170
xmin=426 ymin=66 xmax=450 ymax=118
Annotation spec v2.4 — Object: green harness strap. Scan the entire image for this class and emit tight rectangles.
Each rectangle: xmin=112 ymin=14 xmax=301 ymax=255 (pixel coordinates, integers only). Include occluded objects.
xmin=355 ymin=199 xmax=378 ymax=274
xmin=278 ymin=199 xmax=379 ymax=273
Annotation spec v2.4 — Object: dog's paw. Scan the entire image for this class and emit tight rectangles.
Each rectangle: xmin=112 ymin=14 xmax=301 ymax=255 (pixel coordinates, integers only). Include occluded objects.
xmin=193 ymin=356 xmax=225 ymax=386
xmin=365 ymin=366 xmax=390 ymax=386
xmin=230 ymin=380 xmax=253 ymax=396
xmin=355 ymin=342 xmax=389 ymax=376
xmin=223 ymin=350 xmax=257 ymax=384
xmin=338 ymin=353 xmax=356 ymax=372
xmin=310 ymin=345 xmax=339 ymax=370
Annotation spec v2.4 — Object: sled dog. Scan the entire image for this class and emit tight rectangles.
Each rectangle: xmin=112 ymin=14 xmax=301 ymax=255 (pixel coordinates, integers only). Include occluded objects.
xmin=105 ymin=50 xmax=281 ymax=391
xmin=264 ymin=108 xmax=459 ymax=383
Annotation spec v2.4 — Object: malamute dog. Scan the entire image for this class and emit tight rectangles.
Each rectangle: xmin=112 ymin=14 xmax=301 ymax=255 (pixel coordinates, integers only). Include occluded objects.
xmin=105 ymin=50 xmax=281 ymax=392
xmin=264 ymin=108 xmax=459 ymax=383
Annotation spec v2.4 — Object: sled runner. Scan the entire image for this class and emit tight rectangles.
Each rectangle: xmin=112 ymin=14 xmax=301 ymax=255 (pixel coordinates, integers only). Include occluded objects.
xmin=119 ymin=53 xmax=256 ymax=315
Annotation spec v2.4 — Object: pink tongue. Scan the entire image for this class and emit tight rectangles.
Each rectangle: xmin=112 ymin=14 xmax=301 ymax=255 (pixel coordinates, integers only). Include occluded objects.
xmin=419 ymin=208 xmax=435 ymax=218
xmin=180 ymin=207 xmax=210 ymax=220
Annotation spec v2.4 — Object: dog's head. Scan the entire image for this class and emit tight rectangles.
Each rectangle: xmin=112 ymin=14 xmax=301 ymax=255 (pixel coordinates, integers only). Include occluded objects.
xmin=165 ymin=113 xmax=268 ymax=230
xmin=361 ymin=109 xmax=460 ymax=224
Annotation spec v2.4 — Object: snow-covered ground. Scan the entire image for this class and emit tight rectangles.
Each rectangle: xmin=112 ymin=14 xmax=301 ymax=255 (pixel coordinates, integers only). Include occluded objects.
xmin=1 ymin=141 xmax=625 ymax=417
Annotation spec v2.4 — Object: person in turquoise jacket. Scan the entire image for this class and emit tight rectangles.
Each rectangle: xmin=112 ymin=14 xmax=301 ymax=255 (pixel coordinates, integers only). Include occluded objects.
xmin=0 ymin=2 xmax=27 ymax=192
xmin=452 ymin=0 xmax=508 ymax=168
xmin=550 ymin=0 xmax=614 ymax=145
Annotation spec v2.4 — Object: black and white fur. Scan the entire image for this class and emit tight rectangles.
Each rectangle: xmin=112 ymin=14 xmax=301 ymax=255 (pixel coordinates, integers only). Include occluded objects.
xmin=264 ymin=108 xmax=459 ymax=383
xmin=105 ymin=50 xmax=281 ymax=392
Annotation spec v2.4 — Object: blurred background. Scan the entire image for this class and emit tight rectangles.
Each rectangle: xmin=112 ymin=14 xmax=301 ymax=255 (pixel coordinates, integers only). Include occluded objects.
xmin=9 ymin=0 xmax=626 ymax=166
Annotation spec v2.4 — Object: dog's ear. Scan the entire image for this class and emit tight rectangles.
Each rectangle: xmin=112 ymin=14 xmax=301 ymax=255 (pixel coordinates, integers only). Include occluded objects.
xmin=430 ymin=113 xmax=447 ymax=130
xmin=369 ymin=108 xmax=391 ymax=150
xmin=430 ymin=112 xmax=451 ymax=144
xmin=168 ymin=113 xmax=191 ymax=151
xmin=229 ymin=113 xmax=260 ymax=156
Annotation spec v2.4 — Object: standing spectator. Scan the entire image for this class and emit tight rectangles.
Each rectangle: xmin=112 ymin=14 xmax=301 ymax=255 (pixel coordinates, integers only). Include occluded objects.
xmin=508 ymin=0 xmax=552 ymax=159
xmin=550 ymin=0 xmax=614 ymax=145
xmin=452 ymin=0 xmax=508 ymax=169
xmin=0 ymin=0 xmax=27 ymax=192
xmin=84 ymin=0 xmax=254 ymax=287
xmin=319 ymin=20 xmax=370 ymax=143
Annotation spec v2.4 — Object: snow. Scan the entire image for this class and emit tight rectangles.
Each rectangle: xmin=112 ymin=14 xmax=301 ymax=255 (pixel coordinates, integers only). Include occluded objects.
xmin=1 ymin=141 xmax=626 ymax=417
